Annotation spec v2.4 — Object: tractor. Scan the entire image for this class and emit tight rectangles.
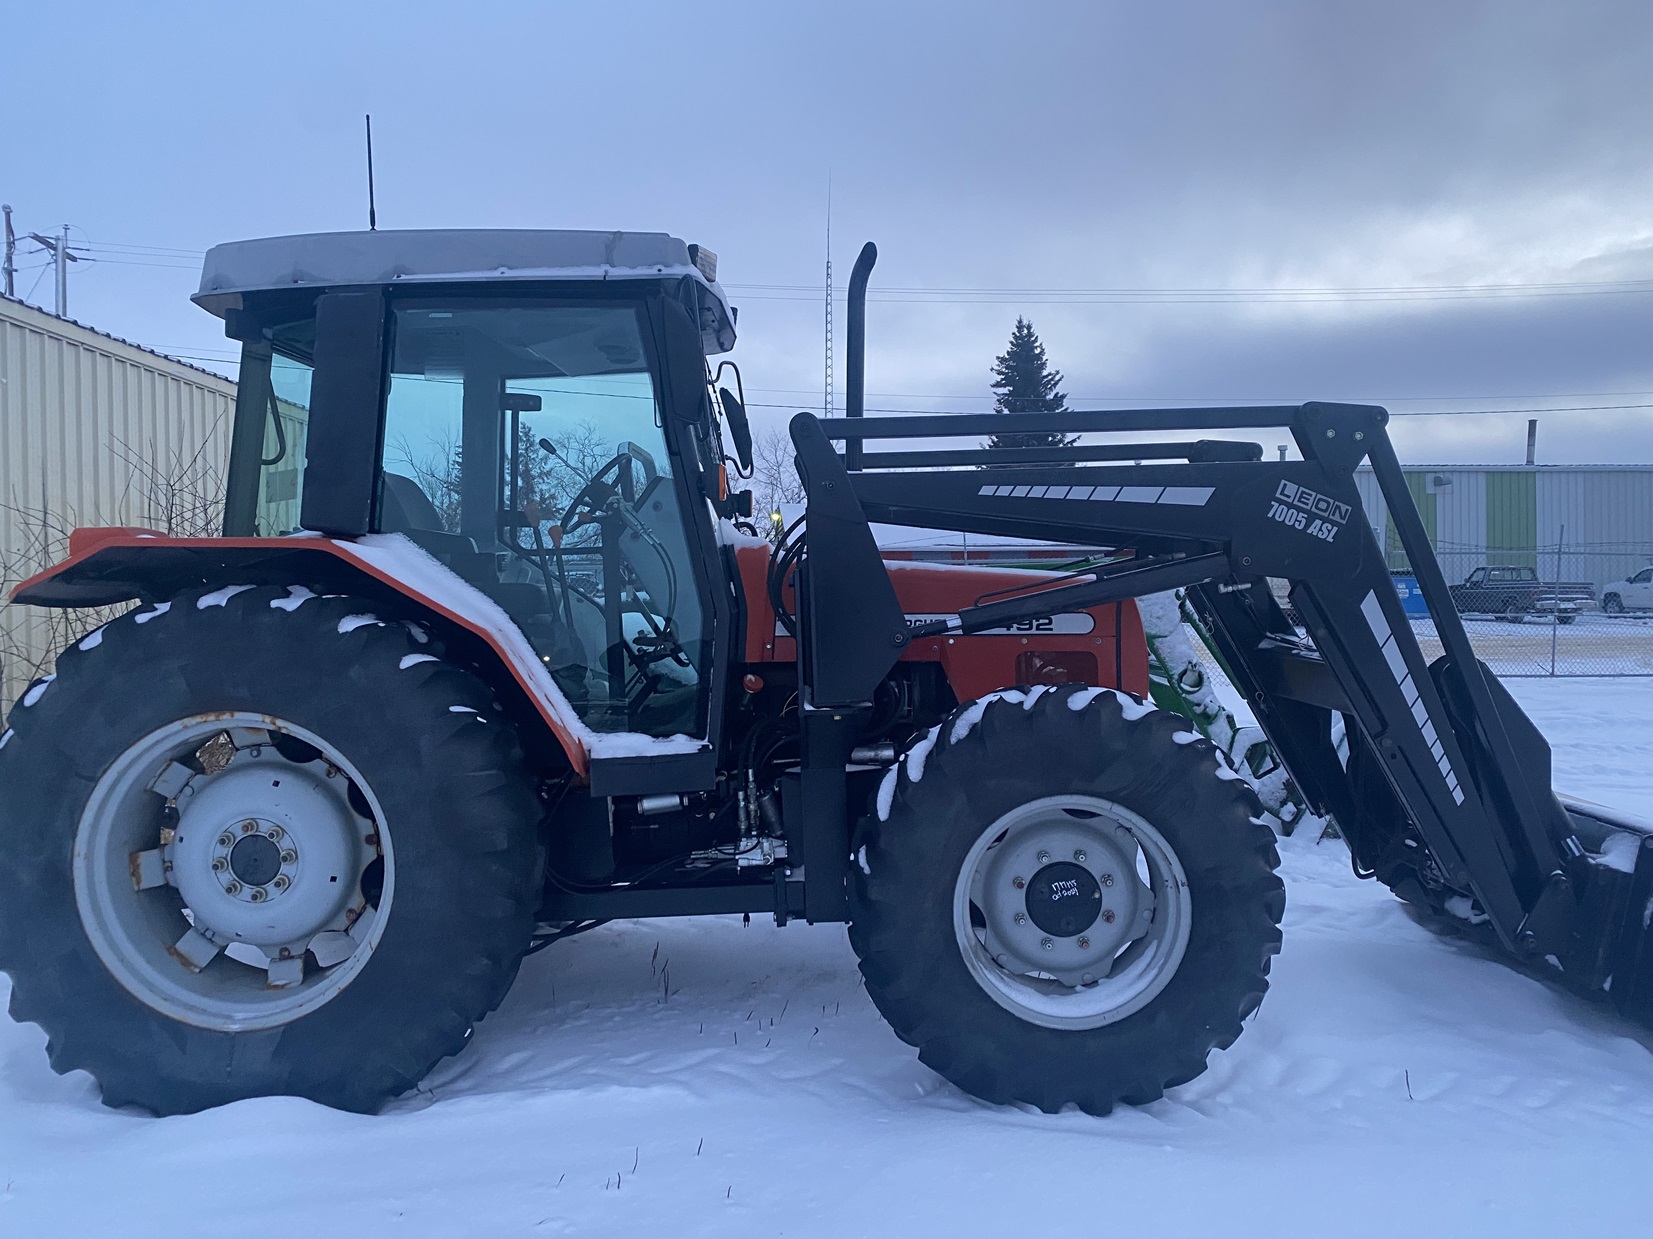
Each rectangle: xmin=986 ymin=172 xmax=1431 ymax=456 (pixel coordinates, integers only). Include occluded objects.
xmin=3 ymin=228 xmax=1650 ymax=1116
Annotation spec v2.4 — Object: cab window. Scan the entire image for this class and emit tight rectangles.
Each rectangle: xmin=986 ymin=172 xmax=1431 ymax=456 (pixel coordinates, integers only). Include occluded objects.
xmin=378 ymin=301 xmax=707 ymax=740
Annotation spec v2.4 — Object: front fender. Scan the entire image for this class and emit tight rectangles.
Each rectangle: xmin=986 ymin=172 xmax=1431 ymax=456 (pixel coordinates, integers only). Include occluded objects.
xmin=11 ymin=529 xmax=594 ymax=774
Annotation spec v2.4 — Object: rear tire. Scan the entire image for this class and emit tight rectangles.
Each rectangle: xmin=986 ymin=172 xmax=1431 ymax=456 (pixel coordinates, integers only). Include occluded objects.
xmin=0 ymin=587 xmax=542 ymax=1114
xmin=850 ymin=685 xmax=1283 ymax=1114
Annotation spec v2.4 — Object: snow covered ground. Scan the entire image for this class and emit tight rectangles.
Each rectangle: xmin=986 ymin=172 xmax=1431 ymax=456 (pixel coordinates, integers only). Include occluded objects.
xmin=2 ymin=678 xmax=1651 ymax=1237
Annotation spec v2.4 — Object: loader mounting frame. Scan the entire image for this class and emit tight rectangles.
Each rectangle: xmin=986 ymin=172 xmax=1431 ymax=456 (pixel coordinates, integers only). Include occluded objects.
xmin=782 ymin=397 xmax=1653 ymax=1019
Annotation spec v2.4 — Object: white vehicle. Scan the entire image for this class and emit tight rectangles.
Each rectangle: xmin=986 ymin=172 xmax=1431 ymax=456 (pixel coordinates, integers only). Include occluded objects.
xmin=1602 ymin=567 xmax=1653 ymax=614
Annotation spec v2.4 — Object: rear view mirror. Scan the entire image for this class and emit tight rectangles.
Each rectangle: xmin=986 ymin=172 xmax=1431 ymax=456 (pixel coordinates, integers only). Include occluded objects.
xmin=719 ymin=387 xmax=754 ymax=474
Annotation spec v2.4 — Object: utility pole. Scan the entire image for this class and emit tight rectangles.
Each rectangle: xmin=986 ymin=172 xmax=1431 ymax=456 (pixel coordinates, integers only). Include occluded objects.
xmin=56 ymin=224 xmax=69 ymax=316
xmin=26 ymin=225 xmax=81 ymax=317
xmin=2 ymin=205 xmax=14 ymax=299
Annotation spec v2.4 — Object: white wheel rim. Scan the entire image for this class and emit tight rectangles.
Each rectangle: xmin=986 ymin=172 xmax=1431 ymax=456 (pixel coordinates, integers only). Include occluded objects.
xmin=952 ymin=795 xmax=1192 ymax=1030
xmin=73 ymin=713 xmax=394 ymax=1031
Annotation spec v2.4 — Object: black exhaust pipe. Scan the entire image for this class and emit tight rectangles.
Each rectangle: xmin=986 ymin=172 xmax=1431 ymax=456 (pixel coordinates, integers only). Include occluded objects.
xmin=844 ymin=241 xmax=877 ymax=471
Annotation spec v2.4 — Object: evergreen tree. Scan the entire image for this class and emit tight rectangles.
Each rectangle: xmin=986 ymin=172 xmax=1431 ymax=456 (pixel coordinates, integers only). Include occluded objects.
xmin=985 ymin=317 xmax=1077 ymax=460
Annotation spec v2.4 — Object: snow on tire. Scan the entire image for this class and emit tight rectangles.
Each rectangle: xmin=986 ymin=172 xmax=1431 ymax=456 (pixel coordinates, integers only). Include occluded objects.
xmin=850 ymin=684 xmax=1284 ymax=1115
xmin=0 ymin=586 xmax=542 ymax=1115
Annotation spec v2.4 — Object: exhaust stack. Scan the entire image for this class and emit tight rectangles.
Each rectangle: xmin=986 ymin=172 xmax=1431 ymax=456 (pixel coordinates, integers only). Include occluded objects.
xmin=844 ymin=242 xmax=877 ymax=471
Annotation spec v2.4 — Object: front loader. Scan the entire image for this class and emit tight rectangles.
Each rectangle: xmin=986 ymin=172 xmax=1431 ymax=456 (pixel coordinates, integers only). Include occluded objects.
xmin=1 ymin=228 xmax=1648 ymax=1117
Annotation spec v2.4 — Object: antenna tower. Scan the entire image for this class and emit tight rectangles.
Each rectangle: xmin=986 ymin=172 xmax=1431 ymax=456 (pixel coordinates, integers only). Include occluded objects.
xmin=824 ymin=177 xmax=832 ymax=417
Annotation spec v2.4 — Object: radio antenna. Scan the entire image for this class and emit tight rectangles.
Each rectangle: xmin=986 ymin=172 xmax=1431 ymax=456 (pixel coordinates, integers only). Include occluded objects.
xmin=365 ymin=114 xmax=378 ymax=231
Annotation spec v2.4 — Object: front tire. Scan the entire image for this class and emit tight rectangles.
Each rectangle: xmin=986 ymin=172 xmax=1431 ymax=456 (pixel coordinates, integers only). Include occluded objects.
xmin=1604 ymin=594 xmax=1624 ymax=615
xmin=0 ymin=587 xmax=542 ymax=1114
xmin=850 ymin=686 xmax=1283 ymax=1114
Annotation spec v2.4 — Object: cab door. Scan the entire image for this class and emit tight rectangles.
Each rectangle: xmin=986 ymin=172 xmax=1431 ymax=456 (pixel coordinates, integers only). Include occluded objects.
xmin=374 ymin=292 xmax=730 ymax=787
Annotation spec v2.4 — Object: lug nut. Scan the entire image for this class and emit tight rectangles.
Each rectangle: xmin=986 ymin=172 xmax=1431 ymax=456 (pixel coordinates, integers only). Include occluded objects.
xmin=266 ymin=826 xmax=283 ymax=841
xmin=1101 ymin=873 xmax=1114 ymax=887
xmin=1102 ymin=910 xmax=1116 ymax=924
xmin=272 ymin=875 xmax=290 ymax=891
xmin=1013 ymin=913 xmax=1027 ymax=926
xmin=218 ymin=834 xmax=234 ymax=849
xmin=280 ymin=850 xmax=297 ymax=864
xmin=249 ymin=887 xmax=267 ymax=902
xmin=1073 ymin=849 xmax=1087 ymax=862
xmin=211 ymin=858 xmax=228 ymax=873
xmin=1078 ymin=936 xmax=1091 ymax=949
xmin=241 ymin=821 xmax=257 ymax=834
xmin=1036 ymin=850 xmax=1050 ymax=863
xmin=225 ymin=880 xmax=242 ymax=895
xmin=1012 ymin=876 xmax=1026 ymax=890
xmin=1040 ymin=937 xmax=1054 ymax=950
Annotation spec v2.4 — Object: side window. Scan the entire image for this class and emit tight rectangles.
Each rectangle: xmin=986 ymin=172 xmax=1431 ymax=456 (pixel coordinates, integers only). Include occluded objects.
xmin=254 ymin=351 xmax=314 ymax=536
xmin=1635 ymin=569 xmax=1653 ymax=584
xmin=1467 ymin=568 xmax=1486 ymax=584
xmin=380 ymin=361 xmax=465 ymax=536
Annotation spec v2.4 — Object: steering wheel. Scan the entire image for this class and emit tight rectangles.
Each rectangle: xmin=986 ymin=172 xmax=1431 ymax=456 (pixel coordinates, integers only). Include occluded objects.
xmin=559 ymin=443 xmax=659 ymax=537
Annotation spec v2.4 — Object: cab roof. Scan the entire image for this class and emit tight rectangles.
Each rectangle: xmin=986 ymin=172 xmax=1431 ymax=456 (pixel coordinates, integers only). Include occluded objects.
xmin=193 ymin=228 xmax=736 ymax=353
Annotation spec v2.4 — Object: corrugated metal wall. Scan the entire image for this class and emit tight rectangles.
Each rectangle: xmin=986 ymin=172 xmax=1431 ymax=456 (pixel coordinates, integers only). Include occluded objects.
xmin=1 ymin=296 xmax=235 ymax=710
xmin=1356 ymin=465 xmax=1653 ymax=590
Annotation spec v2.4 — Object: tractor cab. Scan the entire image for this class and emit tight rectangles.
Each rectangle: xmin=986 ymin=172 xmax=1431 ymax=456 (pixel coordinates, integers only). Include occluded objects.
xmin=196 ymin=229 xmax=740 ymax=743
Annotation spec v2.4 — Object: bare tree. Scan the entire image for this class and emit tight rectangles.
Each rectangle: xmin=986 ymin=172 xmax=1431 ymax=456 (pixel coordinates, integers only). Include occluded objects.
xmin=2 ymin=425 xmax=228 ymax=712
xmin=750 ymin=426 xmax=804 ymax=540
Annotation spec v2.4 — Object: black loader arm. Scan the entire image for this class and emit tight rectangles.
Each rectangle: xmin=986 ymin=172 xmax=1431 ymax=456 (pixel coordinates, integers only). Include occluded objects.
xmin=793 ymin=401 xmax=1653 ymax=1018
xmin=787 ymin=412 xmax=909 ymax=710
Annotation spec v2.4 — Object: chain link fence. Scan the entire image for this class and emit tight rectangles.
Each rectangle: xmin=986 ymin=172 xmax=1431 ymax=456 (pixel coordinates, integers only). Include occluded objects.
xmin=1397 ymin=542 xmax=1653 ymax=677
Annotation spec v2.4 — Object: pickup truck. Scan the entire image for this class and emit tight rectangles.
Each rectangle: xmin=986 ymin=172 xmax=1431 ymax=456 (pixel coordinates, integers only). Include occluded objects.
xmin=1601 ymin=567 xmax=1653 ymax=614
xmin=1448 ymin=565 xmax=1585 ymax=622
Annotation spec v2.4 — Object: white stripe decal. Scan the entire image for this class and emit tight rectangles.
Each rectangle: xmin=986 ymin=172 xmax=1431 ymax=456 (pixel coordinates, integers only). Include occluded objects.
xmin=1158 ymin=486 xmax=1215 ymax=506
xmin=1360 ymin=590 xmax=1390 ymax=640
xmin=1358 ymin=589 xmax=1466 ymax=808
xmin=986 ymin=483 xmax=1215 ymax=506
xmin=1117 ymin=486 xmax=1164 ymax=504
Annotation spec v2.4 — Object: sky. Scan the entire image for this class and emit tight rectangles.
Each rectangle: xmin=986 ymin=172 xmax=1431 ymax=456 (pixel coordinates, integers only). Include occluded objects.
xmin=4 ymin=0 xmax=1653 ymax=465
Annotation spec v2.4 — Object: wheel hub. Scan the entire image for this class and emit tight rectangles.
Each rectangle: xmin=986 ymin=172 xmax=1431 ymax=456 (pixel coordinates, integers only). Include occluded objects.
xmin=955 ymin=795 xmax=1192 ymax=1030
xmin=1024 ymin=861 xmax=1102 ymax=938
xmin=169 ymin=747 xmax=368 ymax=953
xmin=225 ymin=828 xmax=287 ymax=890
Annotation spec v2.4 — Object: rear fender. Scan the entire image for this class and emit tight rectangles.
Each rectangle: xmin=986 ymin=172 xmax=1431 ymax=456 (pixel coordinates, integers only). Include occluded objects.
xmin=10 ymin=529 xmax=591 ymax=775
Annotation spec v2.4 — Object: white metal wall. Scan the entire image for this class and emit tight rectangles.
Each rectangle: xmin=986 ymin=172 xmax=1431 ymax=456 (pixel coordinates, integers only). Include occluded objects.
xmin=1536 ymin=470 xmax=1653 ymax=587
xmin=1355 ymin=465 xmax=1653 ymax=590
xmin=1 ymin=296 xmax=235 ymax=710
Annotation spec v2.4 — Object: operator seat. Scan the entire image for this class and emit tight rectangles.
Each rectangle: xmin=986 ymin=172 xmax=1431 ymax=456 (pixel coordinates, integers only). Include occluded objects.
xmin=378 ymin=473 xmax=495 ymax=585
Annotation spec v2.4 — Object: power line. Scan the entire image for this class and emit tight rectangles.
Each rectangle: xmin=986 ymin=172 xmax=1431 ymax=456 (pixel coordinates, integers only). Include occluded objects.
xmin=741 ymin=383 xmax=1653 ymax=404
xmin=56 ymin=235 xmax=1653 ymax=304
xmin=743 ymin=399 xmax=1653 ymax=420
xmin=724 ymin=275 xmax=1653 ymax=301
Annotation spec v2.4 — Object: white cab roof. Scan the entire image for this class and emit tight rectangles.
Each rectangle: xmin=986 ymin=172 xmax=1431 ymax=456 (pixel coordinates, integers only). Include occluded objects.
xmin=194 ymin=228 xmax=735 ymax=352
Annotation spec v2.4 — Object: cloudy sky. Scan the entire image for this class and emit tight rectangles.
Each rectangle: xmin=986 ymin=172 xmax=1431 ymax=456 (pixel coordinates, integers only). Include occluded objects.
xmin=6 ymin=0 xmax=1653 ymax=463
